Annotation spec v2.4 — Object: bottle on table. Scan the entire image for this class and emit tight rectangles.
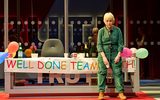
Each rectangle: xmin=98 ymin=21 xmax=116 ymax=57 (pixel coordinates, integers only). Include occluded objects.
xmin=84 ymin=43 xmax=89 ymax=58
xmin=18 ymin=43 xmax=23 ymax=58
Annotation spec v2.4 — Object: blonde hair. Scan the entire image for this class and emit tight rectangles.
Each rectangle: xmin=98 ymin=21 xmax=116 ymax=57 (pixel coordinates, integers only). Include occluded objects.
xmin=103 ymin=12 xmax=115 ymax=24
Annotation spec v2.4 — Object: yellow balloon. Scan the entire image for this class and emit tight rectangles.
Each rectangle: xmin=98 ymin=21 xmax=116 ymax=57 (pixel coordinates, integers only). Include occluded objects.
xmin=5 ymin=48 xmax=16 ymax=58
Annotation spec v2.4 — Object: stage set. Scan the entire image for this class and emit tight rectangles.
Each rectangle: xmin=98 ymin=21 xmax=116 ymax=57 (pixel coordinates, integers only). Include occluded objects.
xmin=0 ymin=0 xmax=160 ymax=100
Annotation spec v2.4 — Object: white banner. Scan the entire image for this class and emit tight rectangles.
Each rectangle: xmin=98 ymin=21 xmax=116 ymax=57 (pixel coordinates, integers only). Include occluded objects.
xmin=5 ymin=57 xmax=98 ymax=74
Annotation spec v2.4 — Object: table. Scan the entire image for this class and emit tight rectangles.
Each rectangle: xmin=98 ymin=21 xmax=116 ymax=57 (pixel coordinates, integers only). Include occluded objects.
xmin=4 ymin=57 xmax=140 ymax=96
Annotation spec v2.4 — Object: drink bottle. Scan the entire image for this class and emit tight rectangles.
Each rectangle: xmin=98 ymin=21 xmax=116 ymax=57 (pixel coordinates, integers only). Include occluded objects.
xmin=18 ymin=43 xmax=23 ymax=58
xmin=84 ymin=43 xmax=89 ymax=58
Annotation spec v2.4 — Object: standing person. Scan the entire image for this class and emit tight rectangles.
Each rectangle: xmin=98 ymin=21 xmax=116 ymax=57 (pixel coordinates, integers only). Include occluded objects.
xmin=97 ymin=12 xmax=126 ymax=100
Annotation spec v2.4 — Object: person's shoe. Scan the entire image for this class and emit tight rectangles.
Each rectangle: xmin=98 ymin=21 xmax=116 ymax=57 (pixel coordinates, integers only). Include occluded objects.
xmin=117 ymin=92 xmax=127 ymax=100
xmin=98 ymin=92 xmax=105 ymax=100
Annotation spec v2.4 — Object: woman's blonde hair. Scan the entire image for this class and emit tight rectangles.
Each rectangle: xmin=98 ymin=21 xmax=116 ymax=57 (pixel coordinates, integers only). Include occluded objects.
xmin=103 ymin=12 xmax=115 ymax=24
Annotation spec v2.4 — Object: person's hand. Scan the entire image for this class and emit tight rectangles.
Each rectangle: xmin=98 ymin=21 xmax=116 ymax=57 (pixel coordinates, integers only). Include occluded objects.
xmin=102 ymin=56 xmax=109 ymax=65
xmin=114 ymin=55 xmax=120 ymax=64
xmin=102 ymin=56 xmax=110 ymax=68
xmin=106 ymin=64 xmax=110 ymax=68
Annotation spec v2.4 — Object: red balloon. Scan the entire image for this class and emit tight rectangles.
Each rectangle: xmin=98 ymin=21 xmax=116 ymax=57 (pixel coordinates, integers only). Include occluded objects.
xmin=120 ymin=47 xmax=132 ymax=58
xmin=8 ymin=41 xmax=19 ymax=53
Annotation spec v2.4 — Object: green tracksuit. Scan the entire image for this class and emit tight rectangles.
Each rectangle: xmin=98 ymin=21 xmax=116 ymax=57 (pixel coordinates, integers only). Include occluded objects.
xmin=97 ymin=26 xmax=124 ymax=93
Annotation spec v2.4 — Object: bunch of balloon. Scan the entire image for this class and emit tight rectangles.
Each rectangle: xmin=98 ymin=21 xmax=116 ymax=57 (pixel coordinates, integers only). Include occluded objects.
xmin=120 ymin=47 xmax=149 ymax=59
xmin=0 ymin=41 xmax=19 ymax=64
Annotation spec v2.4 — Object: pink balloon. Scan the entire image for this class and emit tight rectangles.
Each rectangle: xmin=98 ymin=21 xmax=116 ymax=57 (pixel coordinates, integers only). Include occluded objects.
xmin=8 ymin=41 xmax=19 ymax=53
xmin=120 ymin=47 xmax=132 ymax=58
